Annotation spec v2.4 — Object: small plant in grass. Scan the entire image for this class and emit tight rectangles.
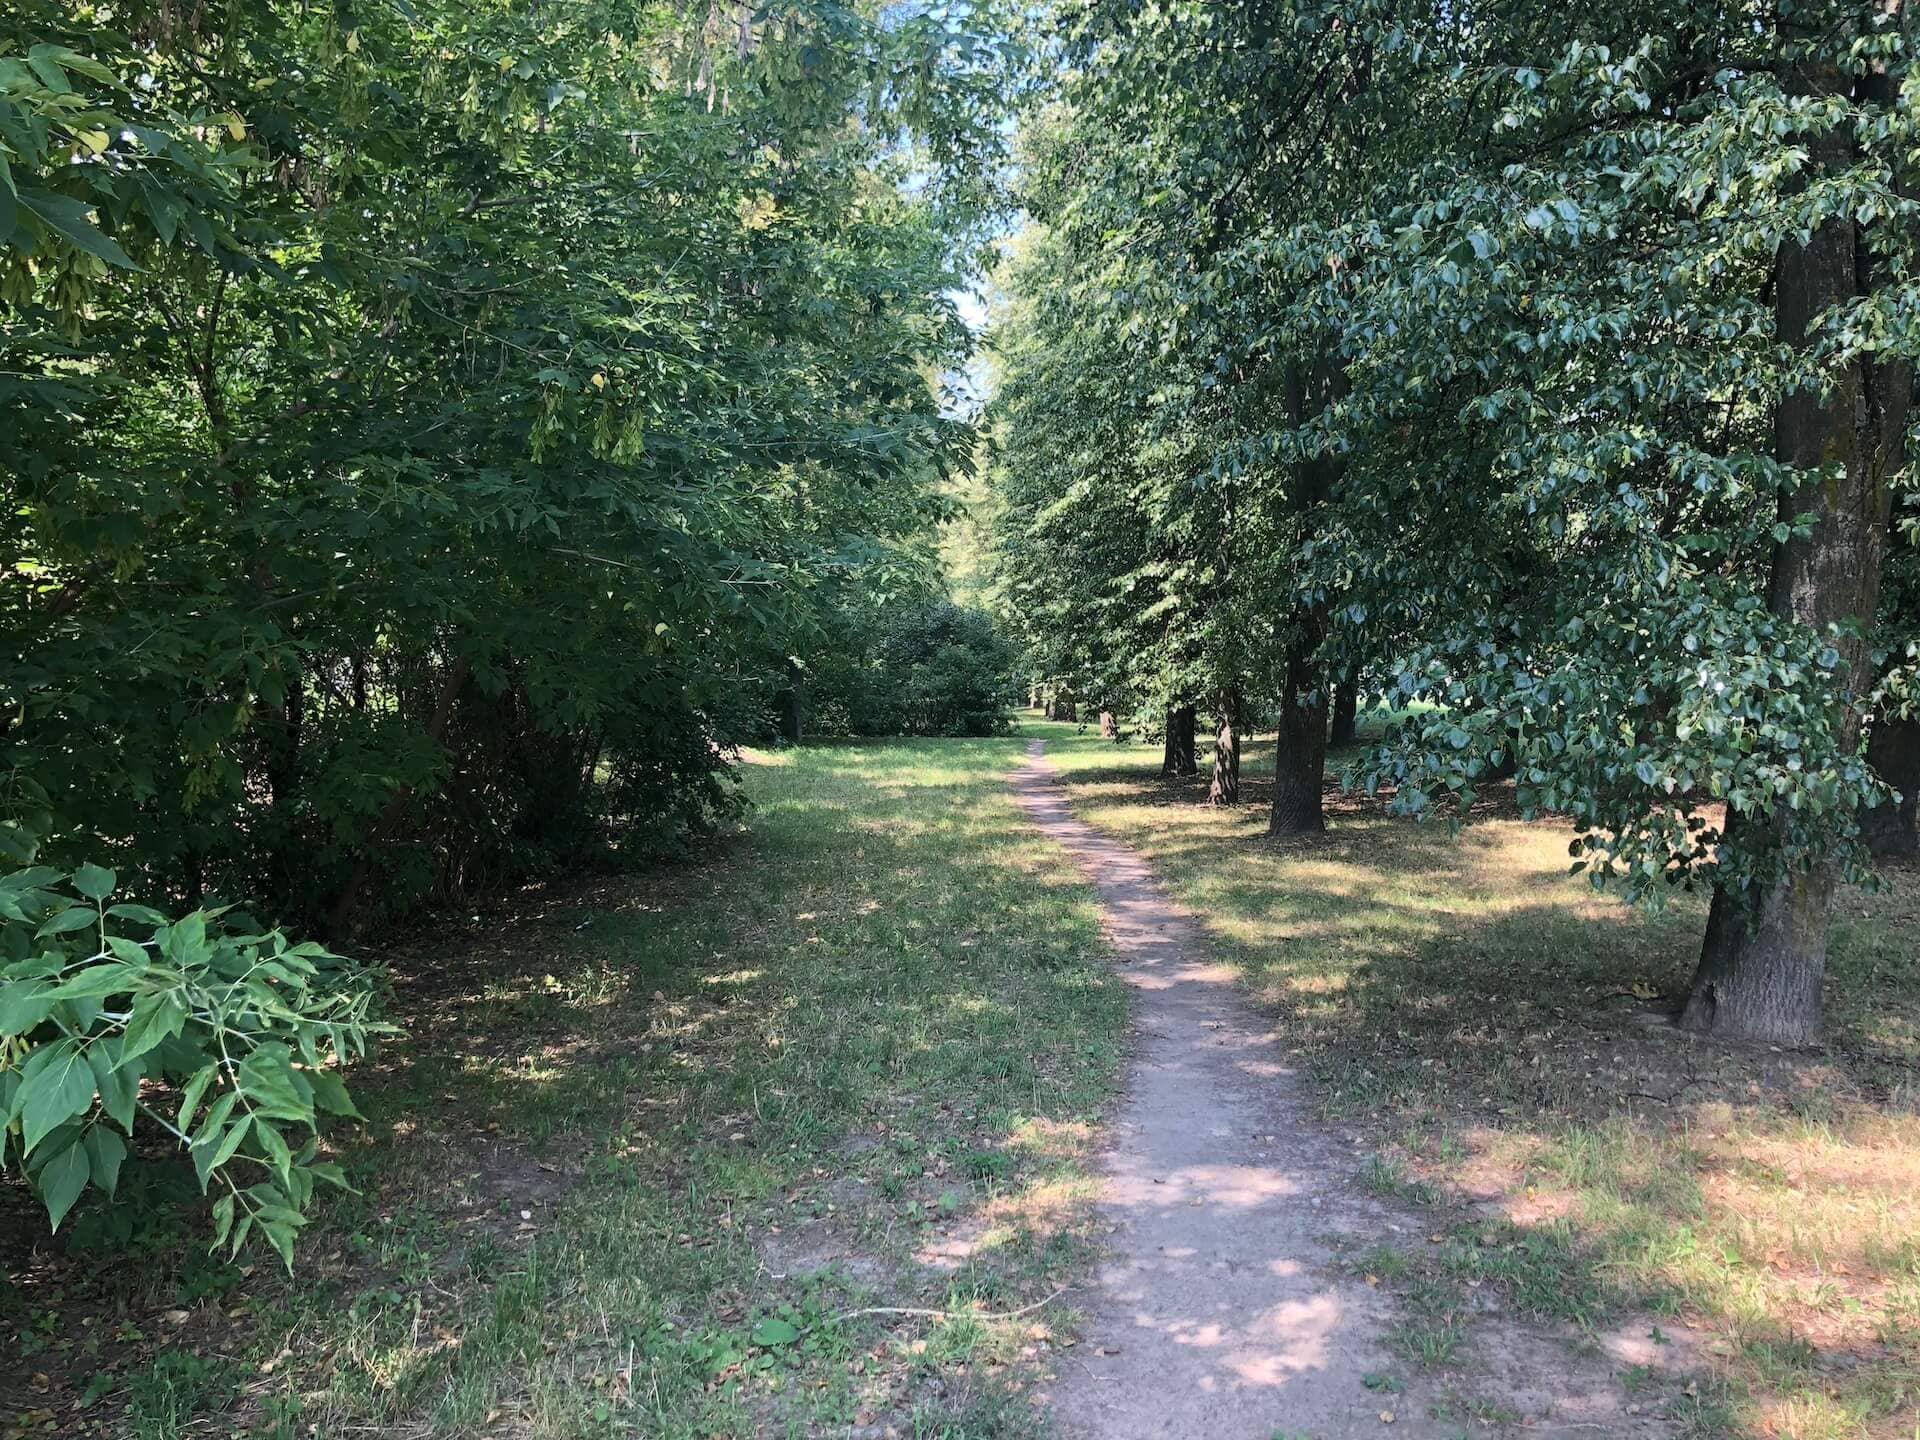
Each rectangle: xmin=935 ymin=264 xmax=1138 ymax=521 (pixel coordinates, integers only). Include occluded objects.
xmin=0 ymin=863 xmax=391 ymax=1264
xmin=1359 ymin=1152 xmax=1437 ymax=1205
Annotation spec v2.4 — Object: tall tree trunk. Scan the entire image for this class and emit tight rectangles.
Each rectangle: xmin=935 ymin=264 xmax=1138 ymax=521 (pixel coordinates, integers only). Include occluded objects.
xmin=1269 ymin=629 xmax=1328 ymax=835
xmin=1863 ymin=716 xmax=1920 ymax=859
xmin=1680 ymin=53 xmax=1908 ymax=1043
xmin=1328 ymin=680 xmax=1357 ymax=746
xmin=1207 ymin=696 xmax=1241 ymax=806
xmin=1268 ymin=351 xmax=1344 ymax=838
xmin=1099 ymin=710 xmax=1118 ymax=740
xmin=776 ymin=686 xmax=803 ymax=745
xmin=1683 ymin=847 xmax=1833 ymax=1043
xmin=1161 ymin=705 xmax=1197 ymax=777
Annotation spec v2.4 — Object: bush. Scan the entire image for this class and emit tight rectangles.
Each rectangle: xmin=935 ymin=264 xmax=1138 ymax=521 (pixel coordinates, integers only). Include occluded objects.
xmin=0 ymin=863 xmax=388 ymax=1264
xmin=806 ymin=603 xmax=1018 ymax=737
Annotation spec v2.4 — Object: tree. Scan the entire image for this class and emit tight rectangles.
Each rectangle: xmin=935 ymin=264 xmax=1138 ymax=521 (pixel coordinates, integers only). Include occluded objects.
xmin=991 ymin=0 xmax=1920 ymax=1041
xmin=1 ymin=0 xmax=1024 ymax=1253
xmin=3 ymin=0 xmax=1016 ymax=933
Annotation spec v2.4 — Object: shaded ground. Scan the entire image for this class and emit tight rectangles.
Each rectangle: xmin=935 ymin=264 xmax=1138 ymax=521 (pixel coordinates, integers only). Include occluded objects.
xmin=7 ymin=721 xmax=1913 ymax=1440
xmin=1013 ymin=740 xmax=1682 ymax=1439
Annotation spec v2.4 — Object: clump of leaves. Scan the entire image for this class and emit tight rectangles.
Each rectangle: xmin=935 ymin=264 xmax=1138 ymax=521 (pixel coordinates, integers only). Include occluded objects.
xmin=0 ymin=863 xmax=391 ymax=1265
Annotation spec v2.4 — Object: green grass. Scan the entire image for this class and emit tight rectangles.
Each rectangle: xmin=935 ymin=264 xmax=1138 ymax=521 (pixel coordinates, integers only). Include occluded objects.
xmin=2 ymin=734 xmax=1127 ymax=1439
xmin=1034 ymin=714 xmax=1920 ymax=1440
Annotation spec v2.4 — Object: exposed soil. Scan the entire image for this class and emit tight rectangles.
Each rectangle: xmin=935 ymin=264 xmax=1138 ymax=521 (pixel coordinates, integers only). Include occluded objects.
xmin=1011 ymin=741 xmax=1677 ymax=1440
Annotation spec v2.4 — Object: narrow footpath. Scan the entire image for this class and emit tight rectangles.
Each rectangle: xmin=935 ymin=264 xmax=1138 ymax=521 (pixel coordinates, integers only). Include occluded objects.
xmin=1008 ymin=740 xmax=1662 ymax=1440
xmin=1009 ymin=740 xmax=1451 ymax=1437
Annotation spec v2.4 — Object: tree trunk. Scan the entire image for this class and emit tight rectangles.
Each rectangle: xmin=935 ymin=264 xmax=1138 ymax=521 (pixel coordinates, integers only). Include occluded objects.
xmin=1269 ymin=633 xmax=1328 ymax=835
xmin=1864 ymin=716 xmax=1920 ymax=859
xmin=1329 ymin=680 xmax=1357 ymax=746
xmin=776 ymin=685 xmax=803 ymax=745
xmin=1207 ymin=702 xmax=1240 ymax=806
xmin=1680 ymin=855 xmax=1832 ymax=1042
xmin=1681 ymin=52 xmax=1908 ymax=1043
xmin=1267 ymin=349 xmax=1344 ymax=837
xmin=1161 ymin=705 xmax=1197 ymax=777
xmin=1099 ymin=710 xmax=1118 ymax=740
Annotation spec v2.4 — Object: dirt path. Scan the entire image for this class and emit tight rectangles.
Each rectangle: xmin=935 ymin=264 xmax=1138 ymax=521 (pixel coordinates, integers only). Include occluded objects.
xmin=1009 ymin=741 xmax=1666 ymax=1440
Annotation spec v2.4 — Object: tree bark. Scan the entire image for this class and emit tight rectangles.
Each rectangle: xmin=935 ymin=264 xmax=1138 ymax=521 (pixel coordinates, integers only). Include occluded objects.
xmin=1161 ymin=705 xmax=1197 ymax=777
xmin=1329 ymin=680 xmax=1357 ymax=746
xmin=1863 ymin=716 xmax=1920 ymax=859
xmin=1680 ymin=51 xmax=1909 ymax=1043
xmin=1099 ymin=710 xmax=1118 ymax=740
xmin=1269 ymin=632 xmax=1328 ymax=835
xmin=1207 ymin=700 xmax=1241 ymax=806
xmin=776 ymin=685 xmax=803 ymax=745
xmin=1681 ymin=845 xmax=1832 ymax=1042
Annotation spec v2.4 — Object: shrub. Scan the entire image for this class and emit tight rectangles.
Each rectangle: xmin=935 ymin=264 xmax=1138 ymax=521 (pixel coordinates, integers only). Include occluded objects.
xmin=807 ymin=603 xmax=1019 ymax=737
xmin=0 ymin=863 xmax=388 ymax=1264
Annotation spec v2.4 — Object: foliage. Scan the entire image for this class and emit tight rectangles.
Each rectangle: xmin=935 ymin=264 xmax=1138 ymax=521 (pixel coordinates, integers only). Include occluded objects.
xmin=1 ymin=0 xmax=1015 ymax=935
xmin=0 ymin=863 xmax=387 ymax=1263
xmin=807 ymin=601 xmax=1019 ymax=737
xmin=988 ymin=0 xmax=1920 ymax=1031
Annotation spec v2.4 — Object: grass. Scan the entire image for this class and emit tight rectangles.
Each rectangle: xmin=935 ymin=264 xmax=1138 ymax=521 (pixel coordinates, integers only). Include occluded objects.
xmin=1035 ymin=713 xmax=1920 ymax=1440
xmin=1 ymin=735 xmax=1127 ymax=1439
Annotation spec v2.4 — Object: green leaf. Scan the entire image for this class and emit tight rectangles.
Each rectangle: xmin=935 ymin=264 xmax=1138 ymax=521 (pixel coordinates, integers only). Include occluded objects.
xmin=87 ymin=1041 xmax=138 ymax=1133
xmin=163 ymin=912 xmax=208 ymax=965
xmin=71 ymin=865 xmax=115 ymax=901
xmin=105 ymin=935 xmax=149 ymax=966
xmin=82 ymin=1126 xmax=127 ymax=1196
xmin=121 ymin=990 xmax=188 ymax=1060
xmin=751 ymin=1317 xmax=800 ymax=1348
xmin=37 ymin=906 xmax=99 ymax=938
xmin=30 ymin=44 xmax=117 ymax=86
xmin=261 ymin=1216 xmax=297 ymax=1270
xmin=15 ymin=188 xmax=140 ymax=270
xmin=210 ymin=1191 xmax=236 ymax=1250
xmin=106 ymin=903 xmax=170 ymax=927
xmin=177 ymin=1063 xmax=217 ymax=1131
xmin=0 ymin=977 xmax=57 ymax=1036
xmin=306 ymin=1068 xmax=362 ymax=1119
xmin=254 ymin=1117 xmax=293 ymax=1185
xmin=192 ymin=1113 xmax=252 ymax=1189
xmin=235 ymin=1043 xmax=311 ymax=1123
xmin=49 ymin=964 xmax=136 ymax=1003
xmin=19 ymin=1039 xmax=98 ymax=1155
xmin=39 ymin=1139 xmax=90 ymax=1230
xmin=308 ymin=1160 xmax=354 ymax=1193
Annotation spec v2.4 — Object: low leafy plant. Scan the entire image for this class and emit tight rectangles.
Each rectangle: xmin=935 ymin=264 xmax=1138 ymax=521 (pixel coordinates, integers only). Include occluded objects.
xmin=0 ymin=863 xmax=391 ymax=1265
